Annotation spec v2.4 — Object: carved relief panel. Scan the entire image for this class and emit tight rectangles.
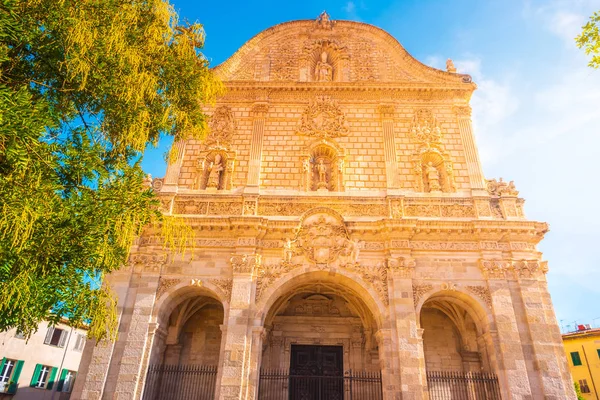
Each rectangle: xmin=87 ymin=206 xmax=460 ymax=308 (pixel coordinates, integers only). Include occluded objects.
xmin=409 ymin=108 xmax=456 ymax=193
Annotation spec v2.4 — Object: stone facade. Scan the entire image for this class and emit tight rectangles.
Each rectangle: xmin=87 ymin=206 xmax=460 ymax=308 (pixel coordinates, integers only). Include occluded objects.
xmin=73 ymin=13 xmax=576 ymax=400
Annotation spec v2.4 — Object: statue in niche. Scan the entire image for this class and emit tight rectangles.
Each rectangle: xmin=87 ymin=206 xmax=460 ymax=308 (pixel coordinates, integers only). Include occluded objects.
xmin=143 ymin=173 xmax=153 ymax=189
xmin=316 ymin=158 xmax=328 ymax=189
xmin=315 ymin=51 xmax=333 ymax=82
xmin=425 ymin=162 xmax=442 ymax=192
xmin=206 ymin=154 xmax=224 ymax=189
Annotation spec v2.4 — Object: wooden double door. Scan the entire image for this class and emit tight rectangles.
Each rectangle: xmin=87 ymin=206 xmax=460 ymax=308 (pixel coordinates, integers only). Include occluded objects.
xmin=289 ymin=345 xmax=343 ymax=400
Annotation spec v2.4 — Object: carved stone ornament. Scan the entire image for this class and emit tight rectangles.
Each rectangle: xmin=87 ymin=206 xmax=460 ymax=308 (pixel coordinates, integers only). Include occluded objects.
xmin=387 ymin=257 xmax=416 ymax=278
xmin=410 ymin=109 xmax=443 ymax=149
xmin=256 ymin=262 xmax=303 ymax=303
xmin=210 ymin=278 xmax=233 ymax=301
xmin=479 ymin=259 xmax=548 ymax=280
xmin=486 ymin=178 xmax=519 ymax=197
xmin=466 ymin=285 xmax=492 ymax=309
xmin=230 ymin=254 xmax=262 ymax=275
xmin=206 ymin=106 xmax=236 ymax=149
xmin=285 ymin=208 xmax=357 ymax=265
xmin=315 ymin=11 xmax=335 ymax=30
xmin=344 ymin=262 xmax=389 ymax=306
xmin=156 ymin=278 xmax=182 ymax=299
xmin=129 ymin=253 xmax=167 ymax=269
xmin=296 ymin=96 xmax=349 ymax=139
xmin=413 ymin=284 xmax=434 ymax=306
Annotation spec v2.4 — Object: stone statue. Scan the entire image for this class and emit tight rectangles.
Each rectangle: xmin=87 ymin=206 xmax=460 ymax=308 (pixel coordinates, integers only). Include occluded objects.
xmin=316 ymin=158 xmax=328 ymax=189
xmin=206 ymin=154 xmax=224 ymax=189
xmin=487 ymin=177 xmax=519 ymax=196
xmin=446 ymin=58 xmax=457 ymax=73
xmin=315 ymin=51 xmax=333 ymax=82
xmin=143 ymin=173 xmax=153 ymax=189
xmin=425 ymin=162 xmax=441 ymax=192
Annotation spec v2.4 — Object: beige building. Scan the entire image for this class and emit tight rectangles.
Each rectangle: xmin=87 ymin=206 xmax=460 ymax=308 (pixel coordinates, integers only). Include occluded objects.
xmin=73 ymin=13 xmax=576 ymax=400
xmin=0 ymin=321 xmax=87 ymax=399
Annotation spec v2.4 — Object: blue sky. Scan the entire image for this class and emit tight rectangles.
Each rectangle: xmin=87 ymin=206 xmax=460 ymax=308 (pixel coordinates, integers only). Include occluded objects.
xmin=143 ymin=0 xmax=600 ymax=332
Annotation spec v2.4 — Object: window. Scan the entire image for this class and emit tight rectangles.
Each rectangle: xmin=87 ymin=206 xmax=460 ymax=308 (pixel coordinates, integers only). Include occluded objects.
xmin=571 ymin=351 xmax=583 ymax=366
xmin=14 ymin=331 xmax=25 ymax=340
xmin=57 ymin=370 xmax=77 ymax=393
xmin=580 ymin=379 xmax=591 ymax=394
xmin=597 ymin=348 xmax=600 ymax=360
xmin=44 ymin=327 xmax=68 ymax=348
xmin=30 ymin=364 xmax=57 ymax=390
xmin=0 ymin=358 xmax=24 ymax=394
xmin=73 ymin=333 xmax=86 ymax=352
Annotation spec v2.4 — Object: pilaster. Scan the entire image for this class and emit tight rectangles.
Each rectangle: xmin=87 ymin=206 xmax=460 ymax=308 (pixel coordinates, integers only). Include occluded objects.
xmin=162 ymin=140 xmax=186 ymax=190
xmin=388 ymin=257 xmax=426 ymax=400
xmin=454 ymin=105 xmax=486 ymax=192
xmin=218 ymin=254 xmax=261 ymax=400
xmin=246 ymin=103 xmax=269 ymax=189
xmin=379 ymin=105 xmax=400 ymax=189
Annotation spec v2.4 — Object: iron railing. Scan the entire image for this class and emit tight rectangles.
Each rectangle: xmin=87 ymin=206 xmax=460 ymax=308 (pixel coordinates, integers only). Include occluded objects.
xmin=427 ymin=371 xmax=502 ymax=400
xmin=258 ymin=369 xmax=383 ymax=400
xmin=142 ymin=364 xmax=217 ymax=400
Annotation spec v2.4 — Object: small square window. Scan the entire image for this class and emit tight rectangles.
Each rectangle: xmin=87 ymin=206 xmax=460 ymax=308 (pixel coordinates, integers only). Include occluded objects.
xmin=73 ymin=334 xmax=86 ymax=352
xmin=597 ymin=348 xmax=600 ymax=360
xmin=0 ymin=359 xmax=17 ymax=392
xmin=14 ymin=331 xmax=25 ymax=340
xmin=43 ymin=327 xmax=67 ymax=348
xmin=34 ymin=366 xmax=51 ymax=389
xmin=571 ymin=351 xmax=583 ymax=366
xmin=580 ymin=379 xmax=591 ymax=393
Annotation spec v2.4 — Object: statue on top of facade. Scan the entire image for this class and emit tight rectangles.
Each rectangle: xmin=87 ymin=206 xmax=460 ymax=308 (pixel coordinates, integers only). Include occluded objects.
xmin=206 ymin=154 xmax=224 ymax=189
xmin=425 ymin=162 xmax=442 ymax=192
xmin=315 ymin=51 xmax=333 ymax=82
xmin=486 ymin=177 xmax=519 ymax=197
xmin=143 ymin=173 xmax=153 ymax=189
xmin=446 ymin=58 xmax=457 ymax=73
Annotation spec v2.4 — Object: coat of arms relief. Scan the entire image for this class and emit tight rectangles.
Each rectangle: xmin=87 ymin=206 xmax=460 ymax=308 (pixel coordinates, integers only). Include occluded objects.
xmin=296 ymin=96 xmax=349 ymax=139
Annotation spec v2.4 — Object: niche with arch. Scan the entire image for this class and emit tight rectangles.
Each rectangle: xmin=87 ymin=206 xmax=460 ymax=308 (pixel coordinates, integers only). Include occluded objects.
xmin=194 ymin=149 xmax=236 ymax=190
xmin=301 ymin=140 xmax=345 ymax=192
xmin=412 ymin=149 xmax=455 ymax=193
xmin=300 ymin=39 xmax=349 ymax=82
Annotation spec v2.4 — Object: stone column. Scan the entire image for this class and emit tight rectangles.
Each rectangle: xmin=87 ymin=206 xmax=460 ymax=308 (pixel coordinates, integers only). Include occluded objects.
xmin=485 ymin=273 xmax=533 ymax=399
xmin=515 ymin=266 xmax=576 ymax=399
xmin=379 ymin=105 xmax=400 ymax=189
xmin=111 ymin=273 xmax=161 ymax=400
xmin=246 ymin=327 xmax=266 ymax=400
xmin=218 ymin=254 xmax=260 ymax=400
xmin=387 ymin=258 xmax=426 ymax=400
xmin=454 ymin=105 xmax=486 ymax=191
xmin=162 ymin=140 xmax=187 ymax=190
xmin=73 ymin=266 xmax=135 ymax=399
xmin=246 ymin=103 xmax=269 ymax=190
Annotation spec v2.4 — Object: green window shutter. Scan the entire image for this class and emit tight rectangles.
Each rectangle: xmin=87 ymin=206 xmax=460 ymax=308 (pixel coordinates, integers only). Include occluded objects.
xmin=30 ymin=364 xmax=42 ymax=387
xmin=0 ymin=358 xmax=6 ymax=371
xmin=597 ymin=349 xmax=600 ymax=359
xmin=46 ymin=367 xmax=58 ymax=390
xmin=7 ymin=360 xmax=24 ymax=394
xmin=571 ymin=351 xmax=583 ymax=366
xmin=56 ymin=369 xmax=68 ymax=392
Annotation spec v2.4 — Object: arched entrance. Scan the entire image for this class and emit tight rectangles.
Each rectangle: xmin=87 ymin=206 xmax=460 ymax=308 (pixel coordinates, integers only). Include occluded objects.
xmin=418 ymin=290 xmax=501 ymax=400
xmin=256 ymin=271 xmax=386 ymax=400
xmin=142 ymin=285 xmax=227 ymax=400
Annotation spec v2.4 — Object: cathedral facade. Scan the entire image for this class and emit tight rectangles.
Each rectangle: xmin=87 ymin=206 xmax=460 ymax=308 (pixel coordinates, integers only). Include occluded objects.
xmin=73 ymin=14 xmax=576 ymax=400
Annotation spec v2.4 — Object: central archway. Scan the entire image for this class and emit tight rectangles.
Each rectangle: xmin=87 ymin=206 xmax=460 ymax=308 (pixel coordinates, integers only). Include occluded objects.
xmin=255 ymin=270 xmax=388 ymax=400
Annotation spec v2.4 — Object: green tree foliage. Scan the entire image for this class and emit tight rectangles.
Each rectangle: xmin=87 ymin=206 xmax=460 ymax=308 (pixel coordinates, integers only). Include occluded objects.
xmin=0 ymin=0 xmax=222 ymax=340
xmin=574 ymin=382 xmax=586 ymax=400
xmin=576 ymin=11 xmax=600 ymax=68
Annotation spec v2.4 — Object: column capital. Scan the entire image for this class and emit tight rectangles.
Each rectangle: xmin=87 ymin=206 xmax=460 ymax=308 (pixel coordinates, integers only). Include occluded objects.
xmin=378 ymin=104 xmax=395 ymax=118
xmin=453 ymin=104 xmax=472 ymax=118
xmin=230 ymin=254 xmax=262 ymax=276
xmin=251 ymin=102 xmax=269 ymax=117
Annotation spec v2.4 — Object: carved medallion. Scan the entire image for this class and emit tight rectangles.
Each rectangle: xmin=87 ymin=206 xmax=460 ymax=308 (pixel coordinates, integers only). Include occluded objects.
xmin=296 ymin=96 xmax=349 ymax=139
xmin=206 ymin=106 xmax=236 ymax=149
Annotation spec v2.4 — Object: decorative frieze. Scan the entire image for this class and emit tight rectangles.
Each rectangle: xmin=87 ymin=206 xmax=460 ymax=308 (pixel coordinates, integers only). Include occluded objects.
xmin=230 ymin=254 xmax=262 ymax=275
xmin=479 ymin=259 xmax=548 ymax=280
xmin=129 ymin=253 xmax=167 ymax=270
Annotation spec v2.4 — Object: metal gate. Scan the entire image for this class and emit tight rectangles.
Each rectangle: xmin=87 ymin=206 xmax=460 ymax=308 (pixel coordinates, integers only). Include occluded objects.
xmin=427 ymin=371 xmax=502 ymax=400
xmin=142 ymin=364 xmax=217 ymax=400
xmin=258 ymin=369 xmax=383 ymax=400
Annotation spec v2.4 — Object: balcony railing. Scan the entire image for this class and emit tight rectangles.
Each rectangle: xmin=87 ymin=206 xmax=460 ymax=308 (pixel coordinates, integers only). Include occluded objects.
xmin=142 ymin=364 xmax=217 ymax=400
xmin=427 ymin=371 xmax=502 ymax=400
xmin=258 ymin=369 xmax=383 ymax=400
